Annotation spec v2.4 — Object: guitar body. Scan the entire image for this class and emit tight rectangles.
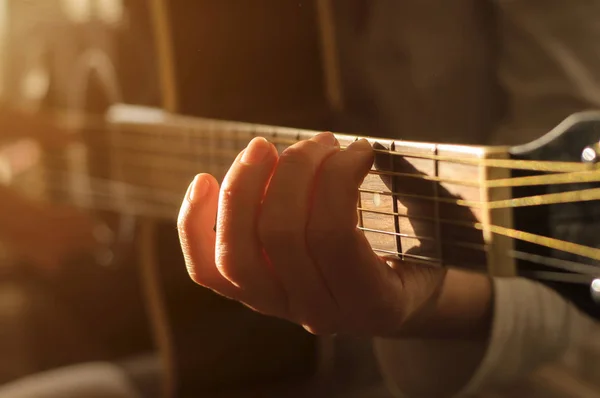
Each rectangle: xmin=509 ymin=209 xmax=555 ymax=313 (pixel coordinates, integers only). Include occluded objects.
xmin=148 ymin=2 xmax=337 ymax=396
xmin=3 ymin=0 xmax=339 ymax=395
xmin=4 ymin=1 xmax=599 ymax=397
xmin=3 ymin=1 xmax=334 ymax=395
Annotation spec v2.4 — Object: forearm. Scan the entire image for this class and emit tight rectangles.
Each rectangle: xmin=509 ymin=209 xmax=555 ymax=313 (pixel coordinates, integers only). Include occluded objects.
xmin=397 ymin=269 xmax=493 ymax=340
xmin=374 ymin=269 xmax=493 ymax=397
xmin=374 ymin=275 xmax=593 ymax=398
xmin=375 ymin=337 xmax=488 ymax=398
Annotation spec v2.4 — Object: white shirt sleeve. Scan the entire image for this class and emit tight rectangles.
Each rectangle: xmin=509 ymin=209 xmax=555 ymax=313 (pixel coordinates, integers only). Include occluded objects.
xmin=375 ymin=277 xmax=596 ymax=397
xmin=459 ymin=278 xmax=595 ymax=395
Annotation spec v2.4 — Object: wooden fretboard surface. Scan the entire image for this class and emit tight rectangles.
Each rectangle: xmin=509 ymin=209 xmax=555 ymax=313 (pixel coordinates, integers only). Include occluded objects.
xmin=42 ymin=105 xmax=515 ymax=275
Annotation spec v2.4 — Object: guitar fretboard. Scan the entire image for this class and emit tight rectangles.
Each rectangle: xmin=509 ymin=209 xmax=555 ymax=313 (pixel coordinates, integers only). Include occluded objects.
xmin=45 ymin=105 xmax=515 ymax=276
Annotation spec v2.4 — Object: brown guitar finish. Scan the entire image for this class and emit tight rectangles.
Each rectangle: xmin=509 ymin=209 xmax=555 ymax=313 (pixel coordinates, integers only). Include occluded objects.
xmin=141 ymin=2 xmax=336 ymax=397
xmin=4 ymin=0 xmax=338 ymax=395
xmin=0 ymin=0 xmax=158 ymax=372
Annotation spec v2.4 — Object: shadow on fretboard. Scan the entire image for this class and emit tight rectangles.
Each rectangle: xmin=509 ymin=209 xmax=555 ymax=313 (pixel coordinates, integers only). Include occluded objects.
xmin=366 ymin=142 xmax=486 ymax=272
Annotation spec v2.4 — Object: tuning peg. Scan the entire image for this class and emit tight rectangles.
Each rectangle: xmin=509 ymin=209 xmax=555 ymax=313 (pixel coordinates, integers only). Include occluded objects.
xmin=581 ymin=143 xmax=600 ymax=163
xmin=591 ymin=279 xmax=600 ymax=303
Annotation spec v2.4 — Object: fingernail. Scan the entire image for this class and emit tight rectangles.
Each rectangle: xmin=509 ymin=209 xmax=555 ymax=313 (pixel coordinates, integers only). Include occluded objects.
xmin=311 ymin=132 xmax=338 ymax=147
xmin=241 ymin=137 xmax=272 ymax=164
xmin=187 ymin=175 xmax=209 ymax=202
xmin=347 ymin=139 xmax=372 ymax=152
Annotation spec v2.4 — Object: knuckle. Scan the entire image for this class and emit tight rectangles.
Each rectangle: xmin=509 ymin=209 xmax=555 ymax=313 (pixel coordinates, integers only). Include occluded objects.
xmin=321 ymin=153 xmax=362 ymax=189
xmin=279 ymin=141 xmax=323 ymax=168
xmin=220 ymin=180 xmax=250 ymax=200
xmin=214 ymin=244 xmax=237 ymax=279
xmin=183 ymin=257 xmax=209 ymax=287
xmin=319 ymin=152 xmax=347 ymax=177
xmin=186 ymin=264 xmax=205 ymax=286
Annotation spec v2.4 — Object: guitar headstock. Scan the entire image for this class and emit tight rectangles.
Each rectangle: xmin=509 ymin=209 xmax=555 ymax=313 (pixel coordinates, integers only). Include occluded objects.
xmin=509 ymin=111 xmax=600 ymax=319
xmin=510 ymin=110 xmax=600 ymax=163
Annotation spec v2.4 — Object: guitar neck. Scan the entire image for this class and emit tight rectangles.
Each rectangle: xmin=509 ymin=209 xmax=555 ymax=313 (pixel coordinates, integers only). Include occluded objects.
xmin=46 ymin=105 xmax=515 ymax=277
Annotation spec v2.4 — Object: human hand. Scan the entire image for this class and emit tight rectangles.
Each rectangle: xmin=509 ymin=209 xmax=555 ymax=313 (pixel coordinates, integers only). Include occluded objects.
xmin=177 ymin=133 xmax=448 ymax=337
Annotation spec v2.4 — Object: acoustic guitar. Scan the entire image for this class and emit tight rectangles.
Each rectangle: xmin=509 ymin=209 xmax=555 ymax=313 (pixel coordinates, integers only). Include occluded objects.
xmin=3 ymin=1 xmax=343 ymax=395
xmin=4 ymin=0 xmax=600 ymax=397
xmin=88 ymin=103 xmax=600 ymax=317
xmin=35 ymin=103 xmax=600 ymax=397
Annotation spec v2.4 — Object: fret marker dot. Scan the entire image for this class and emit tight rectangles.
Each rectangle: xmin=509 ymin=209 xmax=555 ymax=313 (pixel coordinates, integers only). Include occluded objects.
xmin=373 ymin=193 xmax=381 ymax=207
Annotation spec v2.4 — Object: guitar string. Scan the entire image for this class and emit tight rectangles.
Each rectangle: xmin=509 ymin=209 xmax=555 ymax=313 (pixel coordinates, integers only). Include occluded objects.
xmin=357 ymin=226 xmax=485 ymax=251
xmin=14 ymin=113 xmax=597 ymax=284
xmin=42 ymin=182 xmax=600 ymax=282
xmin=374 ymin=249 xmax=598 ymax=283
xmin=41 ymin=142 xmax=600 ymax=262
xmin=516 ymin=271 xmax=596 ymax=285
xmin=100 ymin=137 xmax=600 ymax=189
xmin=43 ymin=147 xmax=600 ymax=214
xmin=41 ymin=168 xmax=488 ymax=229
xmin=357 ymin=187 xmax=600 ymax=210
xmin=43 ymin=146 xmax=600 ymax=257
xmin=43 ymin=108 xmax=596 ymax=184
xmin=54 ymin=113 xmax=599 ymax=174
xmin=374 ymin=247 xmax=599 ymax=283
xmin=34 ymin=117 xmax=600 ymax=273
xmin=104 ymin=112 xmax=584 ymax=174
xmin=45 ymin=137 xmax=600 ymax=191
xmin=38 ymin=170 xmax=600 ymax=278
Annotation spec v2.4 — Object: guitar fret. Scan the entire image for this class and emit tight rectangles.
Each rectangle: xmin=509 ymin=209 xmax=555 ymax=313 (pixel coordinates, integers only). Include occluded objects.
xmin=432 ymin=146 xmax=444 ymax=266
xmin=141 ymin=122 xmax=159 ymax=200
xmin=360 ymin=138 xmax=397 ymax=254
xmin=385 ymin=140 xmax=436 ymax=262
xmin=185 ymin=125 xmax=199 ymax=178
xmin=389 ymin=141 xmax=403 ymax=260
xmin=208 ymin=121 xmax=217 ymax=177
xmin=214 ymin=122 xmax=229 ymax=182
xmin=356 ymin=138 xmax=365 ymax=229
xmin=249 ymin=125 xmax=259 ymax=143
xmin=272 ymin=127 xmax=300 ymax=154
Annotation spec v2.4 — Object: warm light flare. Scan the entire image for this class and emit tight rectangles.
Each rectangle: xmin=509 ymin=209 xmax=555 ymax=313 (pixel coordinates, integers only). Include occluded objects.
xmin=60 ymin=0 xmax=93 ymax=24
xmin=61 ymin=0 xmax=124 ymax=24
xmin=97 ymin=0 xmax=124 ymax=25
xmin=21 ymin=63 xmax=50 ymax=102
xmin=0 ymin=139 xmax=42 ymax=184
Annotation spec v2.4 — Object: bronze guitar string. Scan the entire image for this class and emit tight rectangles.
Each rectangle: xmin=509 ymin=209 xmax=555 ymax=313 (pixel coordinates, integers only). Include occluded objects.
xmin=18 ymin=110 xmax=600 ymax=283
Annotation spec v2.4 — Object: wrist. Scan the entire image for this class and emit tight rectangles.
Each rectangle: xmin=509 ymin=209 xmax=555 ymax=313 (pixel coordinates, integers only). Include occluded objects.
xmin=397 ymin=269 xmax=494 ymax=340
